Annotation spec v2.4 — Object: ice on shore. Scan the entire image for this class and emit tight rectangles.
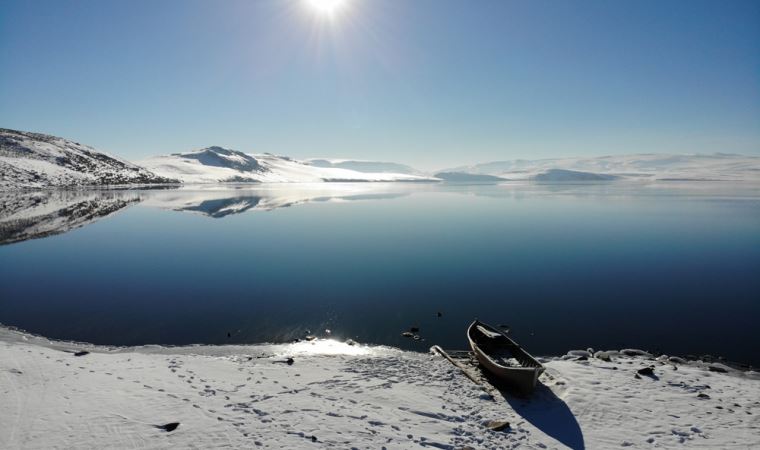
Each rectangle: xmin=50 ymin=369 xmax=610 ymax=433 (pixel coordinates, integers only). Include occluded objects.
xmin=1 ymin=327 xmax=758 ymax=449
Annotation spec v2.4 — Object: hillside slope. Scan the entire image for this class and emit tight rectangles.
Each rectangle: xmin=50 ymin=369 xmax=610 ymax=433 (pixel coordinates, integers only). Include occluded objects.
xmin=0 ymin=128 xmax=177 ymax=189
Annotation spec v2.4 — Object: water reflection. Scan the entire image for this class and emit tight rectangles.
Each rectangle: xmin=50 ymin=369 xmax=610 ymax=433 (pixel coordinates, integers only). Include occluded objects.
xmin=0 ymin=185 xmax=413 ymax=243
xmin=0 ymin=190 xmax=141 ymax=245
xmin=2 ymin=182 xmax=759 ymax=245
xmin=142 ymin=185 xmax=410 ymax=218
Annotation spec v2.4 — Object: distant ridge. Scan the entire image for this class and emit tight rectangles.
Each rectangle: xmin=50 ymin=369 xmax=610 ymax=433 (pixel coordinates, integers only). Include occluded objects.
xmin=532 ymin=169 xmax=619 ymax=182
xmin=434 ymin=172 xmax=507 ymax=183
xmin=441 ymin=153 xmax=760 ymax=182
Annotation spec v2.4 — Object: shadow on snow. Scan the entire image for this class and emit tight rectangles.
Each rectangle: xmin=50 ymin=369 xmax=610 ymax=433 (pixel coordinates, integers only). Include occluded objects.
xmin=489 ymin=374 xmax=585 ymax=450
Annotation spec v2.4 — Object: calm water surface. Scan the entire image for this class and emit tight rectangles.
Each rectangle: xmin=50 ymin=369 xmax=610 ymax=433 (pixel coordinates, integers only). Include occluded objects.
xmin=1 ymin=183 xmax=759 ymax=364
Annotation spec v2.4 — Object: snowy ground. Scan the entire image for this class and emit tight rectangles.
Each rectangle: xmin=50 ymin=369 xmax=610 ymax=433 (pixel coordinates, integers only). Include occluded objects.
xmin=1 ymin=327 xmax=758 ymax=449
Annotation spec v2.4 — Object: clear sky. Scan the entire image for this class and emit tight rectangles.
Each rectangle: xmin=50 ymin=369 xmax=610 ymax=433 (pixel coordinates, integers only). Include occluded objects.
xmin=1 ymin=0 xmax=758 ymax=169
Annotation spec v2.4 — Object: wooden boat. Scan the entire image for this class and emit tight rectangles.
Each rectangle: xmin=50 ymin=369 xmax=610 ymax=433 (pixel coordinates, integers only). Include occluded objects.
xmin=467 ymin=320 xmax=544 ymax=392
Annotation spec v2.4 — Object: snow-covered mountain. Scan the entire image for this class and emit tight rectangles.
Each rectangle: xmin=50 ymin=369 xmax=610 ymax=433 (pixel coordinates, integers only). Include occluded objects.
xmin=139 ymin=147 xmax=436 ymax=183
xmin=0 ymin=128 xmax=178 ymax=189
xmin=443 ymin=153 xmax=760 ymax=182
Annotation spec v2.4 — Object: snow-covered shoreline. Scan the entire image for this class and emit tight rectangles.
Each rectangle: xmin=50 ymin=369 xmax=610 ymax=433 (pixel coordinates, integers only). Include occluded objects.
xmin=1 ymin=326 xmax=758 ymax=449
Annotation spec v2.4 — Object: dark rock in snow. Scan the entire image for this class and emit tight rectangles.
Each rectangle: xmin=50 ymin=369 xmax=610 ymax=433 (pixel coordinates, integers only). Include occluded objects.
xmin=637 ymin=367 xmax=655 ymax=377
xmin=73 ymin=351 xmax=89 ymax=357
xmin=594 ymin=351 xmax=612 ymax=362
xmin=485 ymin=420 xmax=510 ymax=431
xmin=697 ymin=393 xmax=711 ymax=400
xmin=708 ymin=364 xmax=729 ymax=373
xmin=155 ymin=422 xmax=180 ymax=432
xmin=621 ymin=349 xmax=651 ymax=357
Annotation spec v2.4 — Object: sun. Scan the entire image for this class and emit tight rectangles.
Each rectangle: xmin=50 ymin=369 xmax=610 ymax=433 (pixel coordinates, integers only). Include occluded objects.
xmin=305 ymin=0 xmax=347 ymax=17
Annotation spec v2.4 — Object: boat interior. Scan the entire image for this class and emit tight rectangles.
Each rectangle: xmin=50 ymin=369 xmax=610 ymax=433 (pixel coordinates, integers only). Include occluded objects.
xmin=471 ymin=324 xmax=542 ymax=369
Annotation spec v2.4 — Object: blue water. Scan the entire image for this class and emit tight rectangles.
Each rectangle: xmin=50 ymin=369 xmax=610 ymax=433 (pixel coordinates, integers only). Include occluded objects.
xmin=1 ymin=183 xmax=759 ymax=365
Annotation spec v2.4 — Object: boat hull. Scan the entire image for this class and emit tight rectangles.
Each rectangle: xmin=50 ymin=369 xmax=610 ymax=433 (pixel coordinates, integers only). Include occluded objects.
xmin=467 ymin=320 xmax=544 ymax=393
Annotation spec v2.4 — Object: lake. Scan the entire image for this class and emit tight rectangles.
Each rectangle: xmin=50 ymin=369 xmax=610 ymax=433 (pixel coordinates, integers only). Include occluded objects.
xmin=1 ymin=182 xmax=759 ymax=365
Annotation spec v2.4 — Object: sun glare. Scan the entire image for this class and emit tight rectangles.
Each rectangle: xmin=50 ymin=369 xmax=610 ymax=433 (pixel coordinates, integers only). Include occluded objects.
xmin=305 ymin=0 xmax=347 ymax=17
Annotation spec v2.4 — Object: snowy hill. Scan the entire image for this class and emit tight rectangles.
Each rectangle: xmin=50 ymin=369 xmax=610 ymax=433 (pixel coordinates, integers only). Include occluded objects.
xmin=444 ymin=153 xmax=760 ymax=182
xmin=139 ymin=147 xmax=436 ymax=184
xmin=0 ymin=128 xmax=178 ymax=189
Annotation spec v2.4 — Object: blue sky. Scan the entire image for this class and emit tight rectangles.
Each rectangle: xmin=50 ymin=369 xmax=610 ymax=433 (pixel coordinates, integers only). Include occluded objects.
xmin=1 ymin=0 xmax=758 ymax=169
